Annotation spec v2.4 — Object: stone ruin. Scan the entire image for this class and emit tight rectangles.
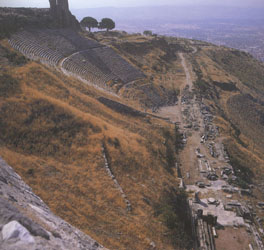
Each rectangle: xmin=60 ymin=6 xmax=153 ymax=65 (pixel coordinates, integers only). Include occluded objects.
xmin=49 ymin=0 xmax=69 ymax=12
xmin=49 ymin=0 xmax=79 ymax=28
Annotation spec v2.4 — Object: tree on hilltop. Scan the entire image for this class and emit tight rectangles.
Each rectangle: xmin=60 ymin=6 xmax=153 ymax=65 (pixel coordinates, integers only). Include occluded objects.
xmin=143 ymin=30 xmax=153 ymax=36
xmin=80 ymin=16 xmax=98 ymax=32
xmin=99 ymin=18 xmax=115 ymax=32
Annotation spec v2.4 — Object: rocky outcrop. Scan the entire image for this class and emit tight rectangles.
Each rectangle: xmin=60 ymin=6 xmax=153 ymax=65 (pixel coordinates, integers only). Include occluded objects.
xmin=0 ymin=8 xmax=52 ymax=38
xmin=2 ymin=221 xmax=35 ymax=244
xmin=101 ymin=145 xmax=132 ymax=212
xmin=0 ymin=1 xmax=79 ymax=38
xmin=0 ymin=157 xmax=107 ymax=250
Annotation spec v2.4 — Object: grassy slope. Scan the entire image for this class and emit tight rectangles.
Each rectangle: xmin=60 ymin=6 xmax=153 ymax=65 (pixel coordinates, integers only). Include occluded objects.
xmin=0 ymin=39 xmax=191 ymax=249
xmin=1 ymin=31 xmax=264 ymax=248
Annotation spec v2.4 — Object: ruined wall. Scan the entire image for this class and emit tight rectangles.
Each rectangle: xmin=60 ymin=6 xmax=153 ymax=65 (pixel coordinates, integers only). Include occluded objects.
xmin=49 ymin=0 xmax=69 ymax=14
xmin=58 ymin=0 xmax=69 ymax=12
xmin=49 ymin=0 xmax=56 ymax=11
xmin=49 ymin=0 xmax=79 ymax=28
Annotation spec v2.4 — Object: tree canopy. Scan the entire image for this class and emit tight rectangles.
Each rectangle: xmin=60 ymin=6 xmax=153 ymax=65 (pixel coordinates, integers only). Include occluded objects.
xmin=99 ymin=18 xmax=115 ymax=32
xmin=80 ymin=16 xmax=98 ymax=32
xmin=143 ymin=30 xmax=153 ymax=36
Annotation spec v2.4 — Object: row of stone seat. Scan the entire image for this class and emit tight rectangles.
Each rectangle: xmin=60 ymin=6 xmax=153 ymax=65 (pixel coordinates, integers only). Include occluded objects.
xmin=23 ymin=29 xmax=101 ymax=55
xmin=62 ymin=60 xmax=104 ymax=86
xmin=93 ymin=47 xmax=145 ymax=83
xmin=9 ymin=36 xmax=63 ymax=66
xmin=9 ymin=30 xmax=144 ymax=89
xmin=81 ymin=50 xmax=113 ymax=75
xmin=61 ymin=47 xmax=145 ymax=88
xmin=29 ymin=30 xmax=76 ymax=55
xmin=11 ymin=37 xmax=61 ymax=62
xmin=9 ymin=29 xmax=104 ymax=60
xmin=61 ymin=52 xmax=118 ymax=87
xmin=11 ymin=31 xmax=70 ymax=56
xmin=48 ymin=29 xmax=101 ymax=51
xmin=63 ymin=59 xmax=115 ymax=86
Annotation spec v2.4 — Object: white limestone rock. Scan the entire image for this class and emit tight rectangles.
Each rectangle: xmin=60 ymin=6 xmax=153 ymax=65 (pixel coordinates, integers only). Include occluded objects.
xmin=2 ymin=220 xmax=35 ymax=243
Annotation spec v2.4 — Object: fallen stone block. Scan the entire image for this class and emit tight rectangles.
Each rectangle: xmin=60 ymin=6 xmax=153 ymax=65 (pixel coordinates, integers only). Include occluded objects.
xmin=2 ymin=220 xmax=35 ymax=243
xmin=0 ymin=197 xmax=50 ymax=240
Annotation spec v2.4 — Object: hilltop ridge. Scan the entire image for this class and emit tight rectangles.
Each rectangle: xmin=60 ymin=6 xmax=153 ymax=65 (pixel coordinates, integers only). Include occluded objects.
xmin=0 ymin=1 xmax=79 ymax=39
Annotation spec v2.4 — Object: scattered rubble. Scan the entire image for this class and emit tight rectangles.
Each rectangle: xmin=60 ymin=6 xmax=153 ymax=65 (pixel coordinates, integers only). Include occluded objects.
xmin=160 ymin=52 xmax=264 ymax=249
xmin=189 ymin=200 xmax=217 ymax=250
xmin=196 ymin=181 xmax=206 ymax=188
xmin=257 ymin=202 xmax=264 ymax=207
xmin=102 ymin=145 xmax=132 ymax=212
xmin=207 ymin=198 xmax=219 ymax=206
xmin=207 ymin=172 xmax=218 ymax=181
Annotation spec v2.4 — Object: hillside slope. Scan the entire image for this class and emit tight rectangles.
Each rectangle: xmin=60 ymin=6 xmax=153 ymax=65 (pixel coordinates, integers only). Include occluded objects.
xmin=96 ymin=32 xmax=264 ymax=178
xmin=1 ymin=30 xmax=264 ymax=249
xmin=0 ymin=38 xmax=192 ymax=249
xmin=0 ymin=157 xmax=106 ymax=250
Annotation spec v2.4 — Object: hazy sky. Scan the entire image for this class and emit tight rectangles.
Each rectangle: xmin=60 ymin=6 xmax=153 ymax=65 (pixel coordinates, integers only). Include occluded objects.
xmin=1 ymin=0 xmax=264 ymax=8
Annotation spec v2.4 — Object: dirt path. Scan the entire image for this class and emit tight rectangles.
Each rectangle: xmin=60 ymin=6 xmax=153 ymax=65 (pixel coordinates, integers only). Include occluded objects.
xmin=157 ymin=52 xmax=197 ymax=125
xmin=179 ymin=53 xmax=193 ymax=89
xmin=158 ymin=53 xmax=203 ymax=181
xmin=157 ymin=53 xmax=191 ymax=126
xmin=157 ymin=52 xmax=260 ymax=249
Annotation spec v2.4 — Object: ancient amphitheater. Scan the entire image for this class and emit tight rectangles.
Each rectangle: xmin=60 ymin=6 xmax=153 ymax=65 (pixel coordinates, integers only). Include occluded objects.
xmin=8 ymin=28 xmax=145 ymax=92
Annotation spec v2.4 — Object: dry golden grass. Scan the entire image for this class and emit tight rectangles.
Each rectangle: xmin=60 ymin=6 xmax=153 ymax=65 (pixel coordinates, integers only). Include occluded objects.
xmin=1 ymin=32 xmax=264 ymax=249
xmin=0 ymin=42 xmax=184 ymax=249
xmin=194 ymin=49 xmax=239 ymax=84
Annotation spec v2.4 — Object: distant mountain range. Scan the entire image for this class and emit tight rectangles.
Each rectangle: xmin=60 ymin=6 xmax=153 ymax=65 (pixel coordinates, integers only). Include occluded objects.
xmin=72 ymin=5 xmax=264 ymax=22
xmin=72 ymin=5 xmax=264 ymax=62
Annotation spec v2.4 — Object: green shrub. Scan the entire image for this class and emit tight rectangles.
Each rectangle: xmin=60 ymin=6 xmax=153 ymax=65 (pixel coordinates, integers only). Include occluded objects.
xmin=5 ymin=52 xmax=27 ymax=65
xmin=0 ymin=73 xmax=20 ymax=97
xmin=225 ymin=146 xmax=254 ymax=187
xmin=162 ymin=129 xmax=175 ymax=174
xmin=0 ymin=99 xmax=101 ymax=159
xmin=107 ymin=137 xmax=120 ymax=148
xmin=154 ymin=187 xmax=193 ymax=248
xmin=26 ymin=168 xmax=35 ymax=176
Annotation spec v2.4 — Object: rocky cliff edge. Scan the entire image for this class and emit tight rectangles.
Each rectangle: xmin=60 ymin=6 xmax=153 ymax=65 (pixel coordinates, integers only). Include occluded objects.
xmin=0 ymin=157 xmax=107 ymax=250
